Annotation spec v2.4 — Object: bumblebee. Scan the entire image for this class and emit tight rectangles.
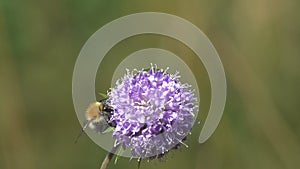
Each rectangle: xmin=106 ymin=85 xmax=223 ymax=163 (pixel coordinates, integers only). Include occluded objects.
xmin=75 ymin=98 xmax=115 ymax=143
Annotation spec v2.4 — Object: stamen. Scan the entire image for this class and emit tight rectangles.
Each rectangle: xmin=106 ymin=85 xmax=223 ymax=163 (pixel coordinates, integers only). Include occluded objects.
xmin=176 ymin=138 xmax=189 ymax=148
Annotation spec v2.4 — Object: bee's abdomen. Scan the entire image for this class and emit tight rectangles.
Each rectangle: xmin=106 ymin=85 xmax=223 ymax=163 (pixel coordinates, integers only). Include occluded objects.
xmin=89 ymin=118 xmax=109 ymax=133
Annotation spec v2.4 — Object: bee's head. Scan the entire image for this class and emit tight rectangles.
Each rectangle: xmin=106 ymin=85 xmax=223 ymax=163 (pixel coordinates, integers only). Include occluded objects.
xmin=85 ymin=102 xmax=103 ymax=121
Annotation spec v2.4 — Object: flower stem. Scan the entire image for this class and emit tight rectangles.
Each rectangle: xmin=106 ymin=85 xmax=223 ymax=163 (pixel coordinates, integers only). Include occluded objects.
xmin=99 ymin=152 xmax=114 ymax=169
xmin=100 ymin=145 xmax=119 ymax=169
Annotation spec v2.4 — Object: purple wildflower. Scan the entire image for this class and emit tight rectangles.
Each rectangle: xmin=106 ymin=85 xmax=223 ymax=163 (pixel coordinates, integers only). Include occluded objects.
xmin=108 ymin=65 xmax=198 ymax=159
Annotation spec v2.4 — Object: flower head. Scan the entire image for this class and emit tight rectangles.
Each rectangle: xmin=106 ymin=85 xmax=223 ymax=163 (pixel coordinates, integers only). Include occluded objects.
xmin=108 ymin=65 xmax=198 ymax=159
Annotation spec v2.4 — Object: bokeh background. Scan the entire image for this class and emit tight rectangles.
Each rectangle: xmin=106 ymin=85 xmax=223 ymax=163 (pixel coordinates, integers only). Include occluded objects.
xmin=1 ymin=0 xmax=300 ymax=169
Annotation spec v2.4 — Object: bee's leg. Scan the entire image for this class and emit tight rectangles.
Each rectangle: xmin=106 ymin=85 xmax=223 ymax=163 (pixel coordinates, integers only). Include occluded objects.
xmin=103 ymin=114 xmax=110 ymax=122
xmin=74 ymin=120 xmax=91 ymax=143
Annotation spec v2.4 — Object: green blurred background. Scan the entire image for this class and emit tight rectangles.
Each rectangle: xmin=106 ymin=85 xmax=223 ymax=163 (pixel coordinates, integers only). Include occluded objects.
xmin=1 ymin=0 xmax=300 ymax=169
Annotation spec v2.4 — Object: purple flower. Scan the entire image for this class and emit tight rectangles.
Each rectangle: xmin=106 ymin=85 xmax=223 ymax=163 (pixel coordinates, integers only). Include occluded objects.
xmin=108 ymin=65 xmax=198 ymax=159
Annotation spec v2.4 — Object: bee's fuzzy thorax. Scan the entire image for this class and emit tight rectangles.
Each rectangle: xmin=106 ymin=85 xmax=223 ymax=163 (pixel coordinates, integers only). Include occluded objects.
xmin=86 ymin=102 xmax=101 ymax=121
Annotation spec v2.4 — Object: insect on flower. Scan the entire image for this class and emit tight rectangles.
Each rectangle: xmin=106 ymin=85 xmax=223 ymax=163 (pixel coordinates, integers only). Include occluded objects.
xmin=75 ymin=64 xmax=198 ymax=168
xmin=75 ymin=98 xmax=116 ymax=143
xmin=108 ymin=65 xmax=198 ymax=159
